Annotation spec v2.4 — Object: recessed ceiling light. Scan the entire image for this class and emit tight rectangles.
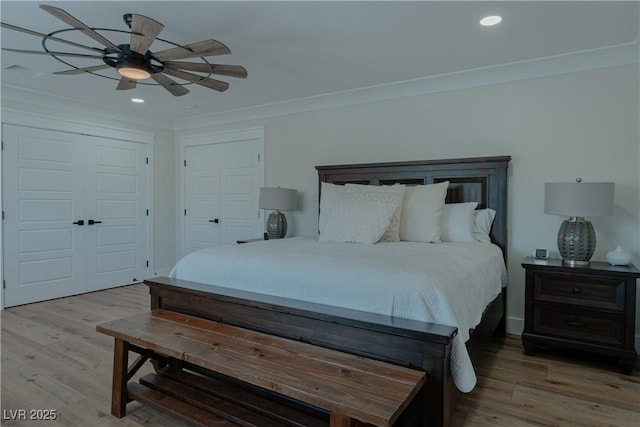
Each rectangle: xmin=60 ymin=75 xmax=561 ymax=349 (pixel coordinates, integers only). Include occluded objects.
xmin=480 ymin=15 xmax=502 ymax=26
xmin=131 ymin=98 xmax=144 ymax=103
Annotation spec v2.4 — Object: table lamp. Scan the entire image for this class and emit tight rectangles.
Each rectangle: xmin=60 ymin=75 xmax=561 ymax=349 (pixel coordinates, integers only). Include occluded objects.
xmin=544 ymin=179 xmax=614 ymax=266
xmin=259 ymin=187 xmax=297 ymax=239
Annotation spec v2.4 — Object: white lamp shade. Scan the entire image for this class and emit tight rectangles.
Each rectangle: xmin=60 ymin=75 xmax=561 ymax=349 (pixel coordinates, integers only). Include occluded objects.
xmin=544 ymin=182 xmax=614 ymax=217
xmin=259 ymin=187 xmax=297 ymax=211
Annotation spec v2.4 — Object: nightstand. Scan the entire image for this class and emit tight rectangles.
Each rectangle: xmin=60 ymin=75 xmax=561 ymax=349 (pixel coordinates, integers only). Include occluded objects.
xmin=521 ymin=257 xmax=639 ymax=374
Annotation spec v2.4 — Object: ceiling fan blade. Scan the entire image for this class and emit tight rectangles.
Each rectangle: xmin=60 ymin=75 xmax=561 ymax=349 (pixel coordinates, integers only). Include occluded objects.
xmin=164 ymin=62 xmax=247 ymax=78
xmin=152 ymin=39 xmax=230 ymax=62
xmin=130 ymin=14 xmax=164 ymax=55
xmin=116 ymin=78 xmax=137 ymax=90
xmin=163 ymin=68 xmax=229 ymax=92
xmin=151 ymin=73 xmax=189 ymax=97
xmin=39 ymin=5 xmax=121 ymax=52
xmin=2 ymin=48 xmax=104 ymax=59
xmin=1 ymin=22 xmax=104 ymax=53
xmin=54 ymin=64 xmax=111 ymax=75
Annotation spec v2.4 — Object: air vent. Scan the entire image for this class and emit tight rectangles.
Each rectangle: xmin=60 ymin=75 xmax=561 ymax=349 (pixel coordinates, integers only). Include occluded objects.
xmin=3 ymin=64 xmax=45 ymax=78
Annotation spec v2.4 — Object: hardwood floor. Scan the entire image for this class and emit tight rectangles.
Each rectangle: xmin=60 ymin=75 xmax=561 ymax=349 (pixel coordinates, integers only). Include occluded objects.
xmin=451 ymin=334 xmax=639 ymax=427
xmin=1 ymin=284 xmax=638 ymax=426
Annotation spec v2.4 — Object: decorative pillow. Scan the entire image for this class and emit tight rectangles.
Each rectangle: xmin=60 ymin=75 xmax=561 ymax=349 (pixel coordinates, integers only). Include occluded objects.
xmin=473 ymin=208 xmax=496 ymax=242
xmin=319 ymin=182 xmax=345 ymax=234
xmin=344 ymin=183 xmax=406 ymax=242
xmin=318 ymin=198 xmax=399 ymax=244
xmin=440 ymin=202 xmax=478 ymax=243
xmin=399 ymin=181 xmax=449 ymax=243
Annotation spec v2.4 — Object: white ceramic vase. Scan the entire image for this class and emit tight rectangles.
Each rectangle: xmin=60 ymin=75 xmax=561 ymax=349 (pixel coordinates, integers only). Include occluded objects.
xmin=606 ymin=246 xmax=632 ymax=266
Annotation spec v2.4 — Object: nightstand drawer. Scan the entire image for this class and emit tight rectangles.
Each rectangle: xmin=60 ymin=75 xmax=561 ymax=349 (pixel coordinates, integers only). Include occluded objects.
xmin=533 ymin=305 xmax=625 ymax=347
xmin=533 ymin=272 xmax=625 ymax=311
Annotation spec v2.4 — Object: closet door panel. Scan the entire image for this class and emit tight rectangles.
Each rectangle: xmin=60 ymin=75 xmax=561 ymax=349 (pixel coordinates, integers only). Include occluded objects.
xmin=220 ymin=141 xmax=263 ymax=244
xmin=85 ymin=138 xmax=148 ymax=291
xmin=183 ymin=144 xmax=221 ymax=255
xmin=2 ymin=125 xmax=86 ymax=307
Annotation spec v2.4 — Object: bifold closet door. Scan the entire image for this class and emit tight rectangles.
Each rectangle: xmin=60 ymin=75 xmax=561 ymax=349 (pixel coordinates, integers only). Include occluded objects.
xmin=2 ymin=124 xmax=148 ymax=307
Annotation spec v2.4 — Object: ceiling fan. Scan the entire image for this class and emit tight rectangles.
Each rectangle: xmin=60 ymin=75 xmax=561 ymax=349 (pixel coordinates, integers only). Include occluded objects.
xmin=1 ymin=4 xmax=247 ymax=96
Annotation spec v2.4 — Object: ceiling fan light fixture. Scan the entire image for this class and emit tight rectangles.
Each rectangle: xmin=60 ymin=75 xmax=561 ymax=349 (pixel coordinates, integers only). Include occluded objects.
xmin=3 ymin=5 xmax=245 ymax=96
xmin=118 ymin=67 xmax=150 ymax=80
xmin=116 ymin=57 xmax=151 ymax=80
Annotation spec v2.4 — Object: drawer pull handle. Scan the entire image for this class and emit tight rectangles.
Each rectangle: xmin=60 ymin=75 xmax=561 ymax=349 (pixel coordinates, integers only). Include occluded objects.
xmin=572 ymin=287 xmax=582 ymax=294
xmin=566 ymin=320 xmax=586 ymax=328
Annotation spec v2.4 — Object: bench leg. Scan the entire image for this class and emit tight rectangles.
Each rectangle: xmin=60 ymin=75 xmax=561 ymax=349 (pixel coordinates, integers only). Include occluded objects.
xmin=111 ymin=338 xmax=129 ymax=417
xmin=330 ymin=413 xmax=355 ymax=427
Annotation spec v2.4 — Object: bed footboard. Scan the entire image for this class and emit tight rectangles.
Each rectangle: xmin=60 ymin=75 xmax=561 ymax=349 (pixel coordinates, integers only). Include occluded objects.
xmin=145 ymin=276 xmax=466 ymax=427
xmin=144 ymin=277 xmax=505 ymax=426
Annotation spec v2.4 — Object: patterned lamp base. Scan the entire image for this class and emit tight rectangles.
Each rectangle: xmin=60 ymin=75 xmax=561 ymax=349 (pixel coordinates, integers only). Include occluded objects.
xmin=266 ymin=210 xmax=287 ymax=239
xmin=557 ymin=217 xmax=596 ymax=266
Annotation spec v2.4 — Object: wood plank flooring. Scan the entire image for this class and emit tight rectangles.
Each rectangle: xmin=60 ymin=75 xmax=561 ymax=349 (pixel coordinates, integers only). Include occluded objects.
xmin=1 ymin=284 xmax=638 ymax=426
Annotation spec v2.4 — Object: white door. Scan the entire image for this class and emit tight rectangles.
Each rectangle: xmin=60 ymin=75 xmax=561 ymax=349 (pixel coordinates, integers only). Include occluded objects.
xmin=184 ymin=144 xmax=222 ymax=254
xmin=183 ymin=139 xmax=263 ymax=255
xmin=85 ymin=139 xmax=148 ymax=291
xmin=219 ymin=142 xmax=265 ymax=244
xmin=2 ymin=124 xmax=148 ymax=306
xmin=2 ymin=126 xmax=87 ymax=306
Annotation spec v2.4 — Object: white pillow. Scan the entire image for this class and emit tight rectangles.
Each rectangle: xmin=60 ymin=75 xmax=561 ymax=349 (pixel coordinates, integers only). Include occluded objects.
xmin=319 ymin=198 xmax=398 ymax=244
xmin=319 ymin=182 xmax=345 ymax=234
xmin=440 ymin=202 xmax=478 ymax=243
xmin=473 ymin=208 xmax=496 ymax=242
xmin=399 ymin=181 xmax=449 ymax=243
xmin=344 ymin=183 xmax=406 ymax=242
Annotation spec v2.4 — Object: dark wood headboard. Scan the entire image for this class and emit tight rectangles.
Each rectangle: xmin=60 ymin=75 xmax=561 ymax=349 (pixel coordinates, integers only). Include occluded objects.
xmin=316 ymin=156 xmax=511 ymax=257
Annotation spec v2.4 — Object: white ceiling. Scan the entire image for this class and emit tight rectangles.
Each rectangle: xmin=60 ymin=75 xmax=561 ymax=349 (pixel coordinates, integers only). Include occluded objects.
xmin=1 ymin=1 xmax=639 ymax=126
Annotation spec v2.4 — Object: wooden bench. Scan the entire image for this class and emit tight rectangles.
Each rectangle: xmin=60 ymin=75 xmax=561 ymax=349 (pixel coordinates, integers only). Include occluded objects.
xmin=96 ymin=309 xmax=426 ymax=427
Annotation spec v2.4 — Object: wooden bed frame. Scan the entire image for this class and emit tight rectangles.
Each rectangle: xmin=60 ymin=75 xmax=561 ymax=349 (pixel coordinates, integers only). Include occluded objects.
xmin=145 ymin=155 xmax=511 ymax=427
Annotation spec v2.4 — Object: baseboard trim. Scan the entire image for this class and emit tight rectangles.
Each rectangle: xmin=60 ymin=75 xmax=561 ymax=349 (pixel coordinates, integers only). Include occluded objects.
xmin=506 ymin=316 xmax=524 ymax=336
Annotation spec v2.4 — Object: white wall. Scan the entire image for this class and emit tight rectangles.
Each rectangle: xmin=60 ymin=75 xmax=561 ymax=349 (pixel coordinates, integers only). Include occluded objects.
xmin=176 ymin=64 xmax=640 ymax=336
xmin=152 ymin=129 xmax=176 ymax=275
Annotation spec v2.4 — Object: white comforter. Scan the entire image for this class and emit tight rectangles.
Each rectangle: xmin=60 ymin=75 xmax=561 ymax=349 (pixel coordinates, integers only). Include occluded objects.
xmin=169 ymin=237 xmax=508 ymax=392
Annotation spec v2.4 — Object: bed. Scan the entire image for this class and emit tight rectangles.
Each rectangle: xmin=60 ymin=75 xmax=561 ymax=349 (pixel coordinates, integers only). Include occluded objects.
xmin=145 ymin=155 xmax=511 ymax=427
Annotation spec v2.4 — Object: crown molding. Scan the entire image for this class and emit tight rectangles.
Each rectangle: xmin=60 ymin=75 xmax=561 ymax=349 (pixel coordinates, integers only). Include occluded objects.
xmin=173 ymin=40 xmax=639 ymax=131
xmin=1 ymin=108 xmax=156 ymax=144
xmin=2 ymin=41 xmax=637 ymax=133
xmin=0 ymin=84 xmax=171 ymax=131
xmin=177 ymin=126 xmax=265 ymax=145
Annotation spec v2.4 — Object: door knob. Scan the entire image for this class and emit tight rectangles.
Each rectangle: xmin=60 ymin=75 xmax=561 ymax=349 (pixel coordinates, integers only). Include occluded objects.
xmin=209 ymin=218 xmax=219 ymax=224
xmin=88 ymin=219 xmax=103 ymax=225
xmin=72 ymin=220 xmax=84 ymax=225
